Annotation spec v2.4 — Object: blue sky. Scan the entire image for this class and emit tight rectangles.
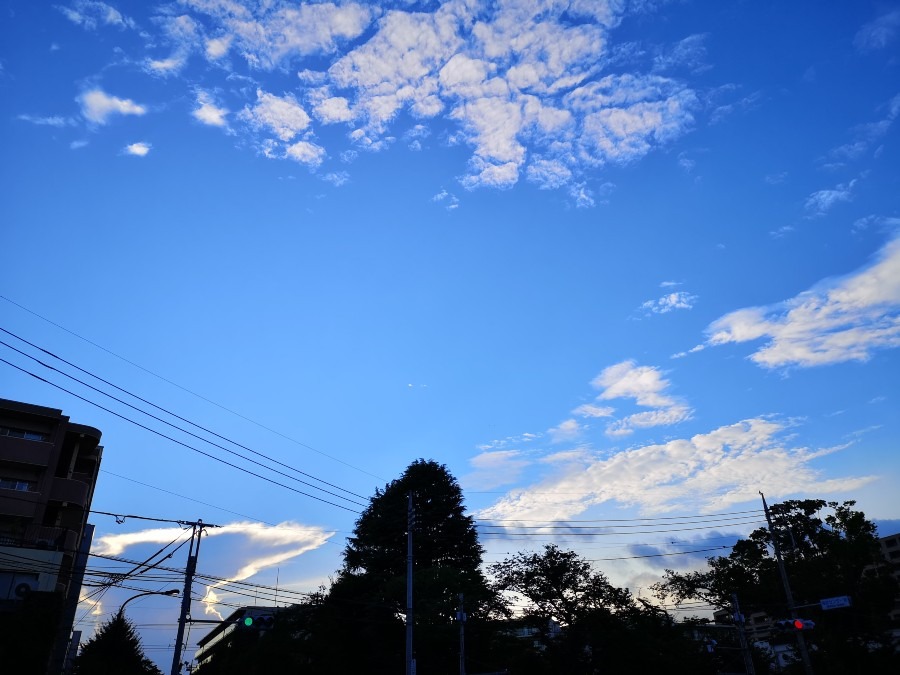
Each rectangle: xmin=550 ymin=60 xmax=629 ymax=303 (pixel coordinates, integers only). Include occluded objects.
xmin=2 ymin=0 xmax=899 ymax=668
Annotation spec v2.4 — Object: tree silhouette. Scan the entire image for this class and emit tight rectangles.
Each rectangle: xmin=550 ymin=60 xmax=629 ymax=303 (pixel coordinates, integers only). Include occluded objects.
xmin=73 ymin=610 xmax=162 ymax=675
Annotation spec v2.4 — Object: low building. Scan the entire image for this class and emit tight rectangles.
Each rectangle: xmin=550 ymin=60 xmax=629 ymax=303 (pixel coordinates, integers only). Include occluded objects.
xmin=0 ymin=398 xmax=103 ymax=674
xmin=194 ymin=606 xmax=279 ymax=669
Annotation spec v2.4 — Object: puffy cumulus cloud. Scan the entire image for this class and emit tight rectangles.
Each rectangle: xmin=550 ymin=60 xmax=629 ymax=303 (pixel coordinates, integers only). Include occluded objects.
xmin=123 ymin=141 xmax=151 ymax=156
xmin=57 ymin=1 xmax=135 ymax=31
xmin=465 ymin=449 xmax=532 ymax=489
xmin=205 ymin=35 xmax=232 ymax=60
xmin=78 ymin=89 xmax=146 ymax=124
xmin=193 ymin=90 xmax=229 ymax=127
xmin=240 ymin=89 xmax=311 ymax=141
xmin=592 ymin=360 xmax=692 ymax=436
xmin=285 ymin=139 xmax=326 ymax=166
xmin=854 ymin=10 xmax=900 ymax=52
xmin=183 ymin=0 xmax=377 ymax=69
xmin=804 ymin=179 xmax=857 ymax=216
xmin=703 ymin=234 xmax=900 ymax=368
xmin=477 ymin=418 xmax=876 ymax=522
xmin=168 ymin=0 xmax=695 ymax=196
xmin=639 ymin=291 xmax=698 ymax=315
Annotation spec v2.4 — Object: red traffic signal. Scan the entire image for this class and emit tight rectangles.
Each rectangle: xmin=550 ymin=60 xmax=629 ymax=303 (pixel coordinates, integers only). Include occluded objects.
xmin=775 ymin=618 xmax=815 ymax=632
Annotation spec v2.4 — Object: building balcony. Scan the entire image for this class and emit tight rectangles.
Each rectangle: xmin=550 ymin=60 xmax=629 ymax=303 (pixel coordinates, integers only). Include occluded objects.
xmin=50 ymin=478 xmax=89 ymax=508
xmin=0 ymin=437 xmax=54 ymax=466
xmin=0 ymin=491 xmax=40 ymax=518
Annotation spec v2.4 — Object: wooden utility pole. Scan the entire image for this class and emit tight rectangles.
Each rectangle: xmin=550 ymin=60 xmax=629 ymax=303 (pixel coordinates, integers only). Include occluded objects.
xmin=760 ymin=493 xmax=813 ymax=675
xmin=171 ymin=520 xmax=212 ymax=675
xmin=406 ymin=493 xmax=415 ymax=675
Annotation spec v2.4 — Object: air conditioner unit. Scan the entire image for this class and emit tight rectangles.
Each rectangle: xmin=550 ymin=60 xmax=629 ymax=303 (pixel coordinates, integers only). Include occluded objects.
xmin=14 ymin=579 xmax=38 ymax=598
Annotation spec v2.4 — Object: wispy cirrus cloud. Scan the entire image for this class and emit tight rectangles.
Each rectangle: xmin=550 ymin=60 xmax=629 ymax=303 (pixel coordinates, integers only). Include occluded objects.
xmin=854 ymin=10 xmax=900 ymax=52
xmin=465 ymin=449 xmax=532 ymax=490
xmin=700 ymin=233 xmax=900 ymax=368
xmin=78 ymin=88 xmax=146 ymax=124
xmin=17 ymin=114 xmax=75 ymax=127
xmin=57 ymin=1 xmax=135 ymax=31
xmin=804 ymin=179 xmax=857 ymax=217
xmin=92 ymin=521 xmax=333 ymax=617
xmin=477 ymin=417 xmax=876 ymax=522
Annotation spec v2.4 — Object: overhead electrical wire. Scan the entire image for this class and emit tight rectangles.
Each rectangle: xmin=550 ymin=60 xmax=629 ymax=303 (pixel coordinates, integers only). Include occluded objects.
xmin=0 ymin=295 xmax=384 ymax=481
xmin=0 ymin=332 xmax=367 ymax=507
xmin=0 ymin=358 xmax=362 ymax=514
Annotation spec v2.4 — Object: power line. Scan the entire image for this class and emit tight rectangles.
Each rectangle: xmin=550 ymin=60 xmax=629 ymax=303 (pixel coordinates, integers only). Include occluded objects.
xmin=0 ymin=358 xmax=363 ymax=514
xmin=0 ymin=295 xmax=384 ymax=481
xmin=0 ymin=332 xmax=367 ymax=507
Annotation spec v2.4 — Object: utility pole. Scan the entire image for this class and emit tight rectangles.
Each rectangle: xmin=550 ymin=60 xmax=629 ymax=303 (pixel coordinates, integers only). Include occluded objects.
xmin=732 ymin=593 xmax=756 ymax=675
xmin=457 ymin=593 xmax=466 ymax=675
xmin=406 ymin=493 xmax=415 ymax=675
xmin=760 ymin=493 xmax=813 ymax=675
xmin=171 ymin=520 xmax=210 ymax=675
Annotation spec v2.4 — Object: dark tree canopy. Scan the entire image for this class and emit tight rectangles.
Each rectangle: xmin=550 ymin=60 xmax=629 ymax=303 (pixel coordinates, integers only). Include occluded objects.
xmin=344 ymin=458 xmax=483 ymax=579
xmin=653 ymin=499 xmax=900 ymax=674
xmin=490 ymin=544 xmax=712 ymax=674
xmin=73 ymin=611 xmax=162 ymax=675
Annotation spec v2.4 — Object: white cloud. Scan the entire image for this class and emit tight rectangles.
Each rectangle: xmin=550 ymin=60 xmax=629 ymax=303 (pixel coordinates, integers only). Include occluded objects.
xmin=146 ymin=56 xmax=186 ymax=76
xmin=123 ymin=142 xmax=151 ymax=156
xmin=432 ymin=188 xmax=460 ymax=210
xmin=17 ymin=114 xmax=74 ymax=127
xmin=639 ymin=291 xmax=698 ymax=315
xmin=92 ymin=520 xmax=333 ymax=617
xmin=205 ymin=35 xmax=233 ymax=60
xmin=193 ymin=90 xmax=229 ymax=127
xmin=592 ymin=360 xmax=692 ymax=436
xmin=477 ymin=418 xmax=876 ymax=522
xmin=57 ymin=1 xmax=134 ymax=31
xmin=240 ymin=89 xmax=311 ymax=141
xmin=184 ymin=0 xmax=376 ymax=69
xmin=323 ymin=171 xmax=349 ymax=186
xmin=854 ymin=10 xmax=900 ymax=52
xmin=804 ymin=179 xmax=857 ymax=216
xmin=70 ymin=140 xmax=89 ymax=150
xmin=78 ymin=89 xmax=146 ymax=124
xmin=143 ymin=1 xmax=700 ymax=194
xmin=572 ymin=404 xmax=615 ymax=418
xmin=285 ymin=139 xmax=326 ymax=166
xmin=548 ymin=418 xmax=582 ymax=443
xmin=466 ymin=449 xmax=532 ymax=489
xmin=704 ymin=234 xmax=900 ymax=368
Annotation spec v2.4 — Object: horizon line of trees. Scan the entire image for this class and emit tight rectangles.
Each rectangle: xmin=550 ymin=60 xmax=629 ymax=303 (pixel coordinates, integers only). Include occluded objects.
xmin=74 ymin=460 xmax=899 ymax=675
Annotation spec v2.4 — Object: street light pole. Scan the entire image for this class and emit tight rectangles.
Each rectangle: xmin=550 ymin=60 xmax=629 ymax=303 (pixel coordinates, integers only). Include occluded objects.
xmin=118 ymin=589 xmax=180 ymax=616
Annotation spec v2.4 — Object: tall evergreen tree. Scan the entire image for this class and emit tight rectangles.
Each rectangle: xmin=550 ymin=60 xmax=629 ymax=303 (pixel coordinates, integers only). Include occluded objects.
xmin=328 ymin=459 xmax=497 ymax=674
xmin=73 ymin=611 xmax=162 ymax=675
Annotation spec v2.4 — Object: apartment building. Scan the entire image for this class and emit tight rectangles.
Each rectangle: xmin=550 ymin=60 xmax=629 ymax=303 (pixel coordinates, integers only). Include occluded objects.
xmin=0 ymin=398 xmax=103 ymax=674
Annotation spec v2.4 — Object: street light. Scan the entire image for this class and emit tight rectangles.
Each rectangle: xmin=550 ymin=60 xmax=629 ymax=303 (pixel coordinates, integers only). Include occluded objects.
xmin=118 ymin=589 xmax=180 ymax=616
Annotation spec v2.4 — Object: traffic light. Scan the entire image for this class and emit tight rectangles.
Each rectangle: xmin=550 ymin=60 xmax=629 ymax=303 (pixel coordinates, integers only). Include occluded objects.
xmin=774 ymin=618 xmax=815 ymax=632
xmin=237 ymin=613 xmax=275 ymax=630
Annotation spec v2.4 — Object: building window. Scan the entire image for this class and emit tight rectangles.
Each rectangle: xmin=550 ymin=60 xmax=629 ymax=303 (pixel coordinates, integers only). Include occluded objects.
xmin=0 ymin=477 xmax=38 ymax=492
xmin=0 ymin=426 xmax=49 ymax=442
